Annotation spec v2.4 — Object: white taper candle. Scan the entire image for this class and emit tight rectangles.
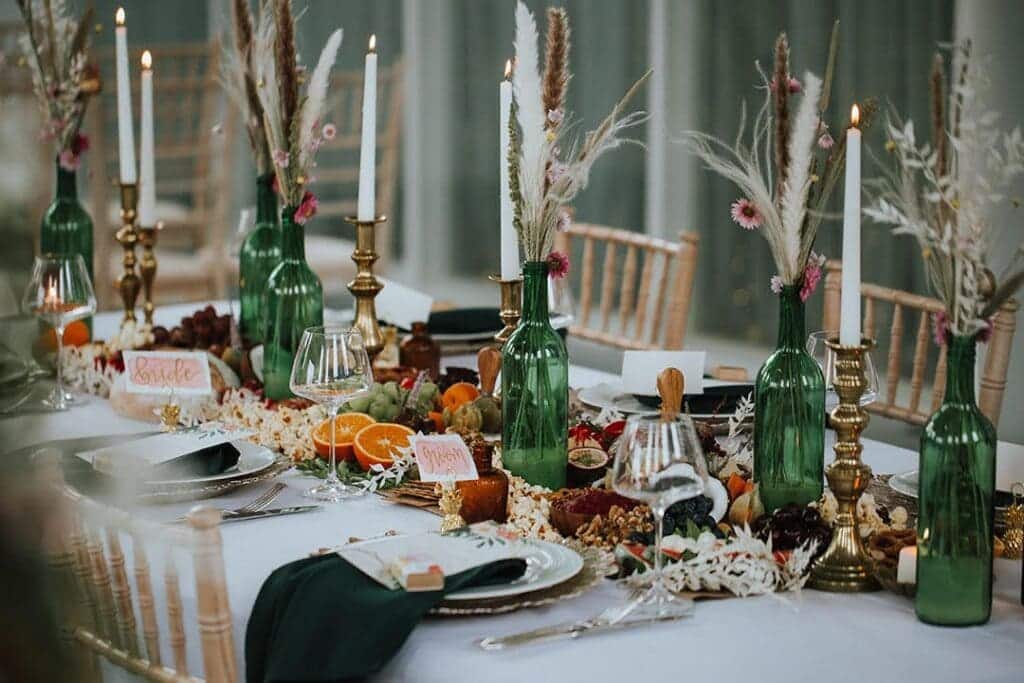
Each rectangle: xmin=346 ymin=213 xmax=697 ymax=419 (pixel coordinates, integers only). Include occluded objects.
xmin=114 ymin=8 xmax=136 ymax=184
xmin=499 ymin=60 xmax=519 ymax=280
xmin=839 ymin=104 xmax=862 ymax=346
xmin=138 ymin=51 xmax=155 ymax=226
xmin=357 ymin=35 xmax=378 ymax=222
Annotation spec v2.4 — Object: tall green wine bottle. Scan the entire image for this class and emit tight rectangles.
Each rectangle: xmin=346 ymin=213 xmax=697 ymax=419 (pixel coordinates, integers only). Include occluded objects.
xmin=238 ymin=173 xmax=281 ymax=345
xmin=501 ymin=260 xmax=569 ymax=489
xmin=753 ymin=285 xmax=825 ymax=512
xmin=40 ymin=158 xmax=93 ymax=336
xmin=261 ymin=207 xmax=323 ymax=399
xmin=916 ymin=333 xmax=996 ymax=626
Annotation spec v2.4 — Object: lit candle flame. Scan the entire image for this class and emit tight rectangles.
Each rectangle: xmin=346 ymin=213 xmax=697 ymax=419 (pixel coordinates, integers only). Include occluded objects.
xmin=115 ymin=7 xmax=125 ymax=26
xmin=504 ymin=59 xmax=512 ymax=79
xmin=141 ymin=50 xmax=152 ymax=70
xmin=44 ymin=278 xmax=59 ymax=308
xmin=850 ymin=104 xmax=860 ymax=128
xmin=368 ymin=34 xmax=376 ymax=53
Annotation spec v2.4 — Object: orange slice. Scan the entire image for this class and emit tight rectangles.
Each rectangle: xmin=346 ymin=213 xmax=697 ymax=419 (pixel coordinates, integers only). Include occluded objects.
xmin=353 ymin=423 xmax=415 ymax=471
xmin=311 ymin=412 xmax=376 ymax=461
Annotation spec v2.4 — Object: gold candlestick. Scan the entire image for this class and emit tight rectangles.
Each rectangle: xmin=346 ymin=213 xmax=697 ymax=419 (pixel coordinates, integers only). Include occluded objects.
xmin=489 ymin=275 xmax=523 ymax=345
xmin=808 ymin=337 xmax=880 ymax=592
xmin=345 ymin=215 xmax=387 ymax=357
xmin=137 ymin=221 xmax=160 ymax=325
xmin=115 ymin=183 xmax=141 ymax=326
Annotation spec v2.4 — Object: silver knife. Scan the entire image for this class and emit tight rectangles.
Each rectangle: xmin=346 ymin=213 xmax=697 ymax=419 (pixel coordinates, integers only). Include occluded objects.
xmin=477 ymin=611 xmax=690 ymax=650
xmin=220 ymin=505 xmax=321 ymax=523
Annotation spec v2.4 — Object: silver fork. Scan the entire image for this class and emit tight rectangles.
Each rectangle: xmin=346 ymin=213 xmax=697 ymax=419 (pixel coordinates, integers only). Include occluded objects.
xmin=170 ymin=483 xmax=286 ymax=524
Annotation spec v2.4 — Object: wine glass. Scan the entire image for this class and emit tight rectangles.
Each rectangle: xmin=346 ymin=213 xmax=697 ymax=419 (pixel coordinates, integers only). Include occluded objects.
xmin=290 ymin=326 xmax=374 ymax=502
xmin=806 ymin=330 xmax=879 ymax=410
xmin=21 ymin=255 xmax=96 ymax=410
xmin=611 ymin=412 xmax=708 ymax=619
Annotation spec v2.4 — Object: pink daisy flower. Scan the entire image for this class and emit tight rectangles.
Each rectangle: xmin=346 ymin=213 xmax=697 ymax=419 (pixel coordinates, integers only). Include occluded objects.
xmin=546 ymin=250 xmax=570 ymax=279
xmin=818 ymin=132 xmax=834 ymax=149
xmin=769 ymin=275 xmax=784 ymax=294
xmin=322 ymin=122 xmax=337 ymax=140
xmin=293 ymin=191 xmax=318 ymax=225
xmin=730 ymin=198 xmax=762 ymax=230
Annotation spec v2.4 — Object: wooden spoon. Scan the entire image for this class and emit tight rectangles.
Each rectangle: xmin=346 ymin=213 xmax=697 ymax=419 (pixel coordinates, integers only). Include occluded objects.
xmin=477 ymin=347 xmax=501 ymax=396
xmin=657 ymin=367 xmax=685 ymax=421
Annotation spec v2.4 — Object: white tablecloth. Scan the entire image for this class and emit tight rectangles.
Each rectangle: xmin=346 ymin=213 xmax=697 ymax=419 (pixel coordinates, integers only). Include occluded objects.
xmin=2 ymin=304 xmax=1023 ymax=683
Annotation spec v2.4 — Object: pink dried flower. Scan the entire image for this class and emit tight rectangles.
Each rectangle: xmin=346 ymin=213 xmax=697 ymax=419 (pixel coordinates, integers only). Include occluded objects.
xmin=322 ymin=123 xmax=337 ymax=140
xmin=547 ymin=161 xmax=568 ymax=185
xmin=547 ymin=108 xmax=564 ymax=125
xmin=293 ymin=191 xmax=318 ymax=225
xmin=730 ymin=198 xmax=762 ymax=230
xmin=70 ymin=133 xmax=89 ymax=155
xmin=933 ymin=311 xmax=949 ymax=346
xmin=556 ymin=209 xmax=571 ymax=233
xmin=770 ymin=275 xmax=784 ymax=294
xmin=546 ymin=250 xmax=570 ymax=279
xmin=818 ymin=132 xmax=834 ymax=149
xmin=770 ymin=75 xmax=802 ymax=94
xmin=799 ymin=253 xmax=826 ymax=302
xmin=58 ymin=149 xmax=80 ymax=171
xmin=272 ymin=149 xmax=290 ymax=169
xmin=271 ymin=174 xmax=281 ymax=195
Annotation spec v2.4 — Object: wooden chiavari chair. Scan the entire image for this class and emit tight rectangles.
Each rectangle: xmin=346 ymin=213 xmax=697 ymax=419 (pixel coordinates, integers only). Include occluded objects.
xmin=91 ymin=43 xmax=232 ymax=306
xmin=299 ymin=60 xmax=403 ymax=291
xmin=553 ymin=223 xmax=699 ymax=350
xmin=45 ymin=463 xmax=237 ymax=682
xmin=823 ymin=260 xmax=1018 ymax=427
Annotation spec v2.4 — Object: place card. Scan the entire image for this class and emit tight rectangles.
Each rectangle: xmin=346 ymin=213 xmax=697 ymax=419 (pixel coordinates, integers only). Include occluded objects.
xmin=621 ymin=350 xmax=706 ymax=396
xmin=409 ymin=434 xmax=478 ymax=482
xmin=376 ymin=278 xmax=434 ymax=330
xmin=122 ymin=350 xmax=212 ymax=396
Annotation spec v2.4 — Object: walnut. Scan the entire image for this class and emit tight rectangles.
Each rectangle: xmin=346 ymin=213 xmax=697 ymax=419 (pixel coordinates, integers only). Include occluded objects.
xmin=575 ymin=504 xmax=653 ymax=549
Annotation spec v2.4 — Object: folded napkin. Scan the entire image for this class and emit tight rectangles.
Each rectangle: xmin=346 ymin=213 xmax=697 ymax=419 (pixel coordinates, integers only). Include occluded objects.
xmin=427 ymin=307 xmax=501 ymax=336
xmin=245 ymin=554 xmax=526 ymax=682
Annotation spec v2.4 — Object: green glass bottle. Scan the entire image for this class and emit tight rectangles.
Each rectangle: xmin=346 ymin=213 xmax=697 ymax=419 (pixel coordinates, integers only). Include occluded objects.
xmin=261 ymin=207 xmax=323 ymax=400
xmin=501 ymin=261 xmax=568 ymax=490
xmin=916 ymin=334 xmax=995 ymax=626
xmin=753 ymin=284 xmax=825 ymax=512
xmin=238 ymin=173 xmax=281 ymax=345
xmin=40 ymin=158 xmax=94 ymax=336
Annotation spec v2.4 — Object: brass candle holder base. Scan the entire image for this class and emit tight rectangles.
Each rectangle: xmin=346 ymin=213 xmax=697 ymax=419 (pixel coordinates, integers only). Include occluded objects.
xmin=345 ymin=215 xmax=387 ymax=357
xmin=137 ymin=221 xmax=161 ymax=325
xmin=808 ymin=337 xmax=880 ymax=593
xmin=489 ymin=274 xmax=523 ymax=345
xmin=116 ymin=183 xmax=141 ymax=326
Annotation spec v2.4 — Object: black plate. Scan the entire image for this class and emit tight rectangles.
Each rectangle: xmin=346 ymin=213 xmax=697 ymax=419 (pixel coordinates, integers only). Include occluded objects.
xmin=634 ymin=383 xmax=753 ymax=415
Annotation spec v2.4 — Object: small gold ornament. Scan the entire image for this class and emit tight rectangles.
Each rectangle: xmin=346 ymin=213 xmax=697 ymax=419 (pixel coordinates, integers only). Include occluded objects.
xmin=436 ymin=478 xmax=466 ymax=534
xmin=1000 ymin=483 xmax=1024 ymax=560
xmin=160 ymin=401 xmax=181 ymax=431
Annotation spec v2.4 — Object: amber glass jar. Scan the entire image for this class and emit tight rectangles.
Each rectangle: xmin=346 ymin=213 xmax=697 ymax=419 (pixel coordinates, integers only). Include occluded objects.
xmin=457 ymin=440 xmax=509 ymax=524
xmin=400 ymin=321 xmax=441 ymax=379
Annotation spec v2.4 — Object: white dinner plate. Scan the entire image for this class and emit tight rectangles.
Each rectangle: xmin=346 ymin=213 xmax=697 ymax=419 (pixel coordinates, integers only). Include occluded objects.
xmin=446 ymin=539 xmax=583 ymax=601
xmin=888 ymin=469 xmax=919 ymax=498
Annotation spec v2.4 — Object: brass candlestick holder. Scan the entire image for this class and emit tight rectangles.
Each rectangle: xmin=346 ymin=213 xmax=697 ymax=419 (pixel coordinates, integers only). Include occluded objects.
xmin=137 ymin=221 xmax=161 ymax=325
xmin=808 ymin=337 xmax=880 ymax=592
xmin=115 ymin=183 xmax=142 ymax=326
xmin=489 ymin=275 xmax=523 ymax=344
xmin=345 ymin=215 xmax=387 ymax=357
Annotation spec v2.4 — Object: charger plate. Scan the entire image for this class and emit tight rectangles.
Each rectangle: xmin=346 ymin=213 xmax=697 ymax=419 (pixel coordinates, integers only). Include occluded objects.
xmin=430 ymin=545 xmax=613 ymax=616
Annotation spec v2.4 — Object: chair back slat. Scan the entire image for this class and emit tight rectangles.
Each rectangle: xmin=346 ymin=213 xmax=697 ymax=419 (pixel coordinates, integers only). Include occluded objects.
xmin=907 ymin=310 xmax=931 ymax=413
xmin=105 ymin=528 xmax=141 ymax=657
xmin=86 ymin=528 xmax=121 ymax=649
xmin=188 ymin=509 xmax=237 ymax=683
xmin=165 ymin=555 xmax=189 ymax=676
xmin=823 ymin=260 xmax=1016 ymax=426
xmin=618 ymin=245 xmax=639 ymax=334
xmin=598 ymin=242 xmax=617 ymax=331
xmin=884 ymin=304 xmax=904 ymax=406
xmin=561 ymin=223 xmax=698 ymax=350
xmin=133 ymin=535 xmax=163 ymax=668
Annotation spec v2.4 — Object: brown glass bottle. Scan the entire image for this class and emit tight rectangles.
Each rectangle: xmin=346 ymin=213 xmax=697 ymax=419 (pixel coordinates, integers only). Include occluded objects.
xmin=457 ymin=440 xmax=509 ymax=524
xmin=399 ymin=321 xmax=440 ymax=379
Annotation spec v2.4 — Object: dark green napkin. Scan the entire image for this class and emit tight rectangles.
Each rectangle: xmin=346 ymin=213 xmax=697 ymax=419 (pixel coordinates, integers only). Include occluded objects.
xmin=245 ymin=554 xmax=526 ymax=682
xmin=427 ymin=308 xmax=501 ymax=335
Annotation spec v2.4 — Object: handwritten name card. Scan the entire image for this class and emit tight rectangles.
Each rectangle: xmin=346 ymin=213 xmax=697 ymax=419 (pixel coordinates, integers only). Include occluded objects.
xmin=409 ymin=434 xmax=478 ymax=482
xmin=122 ymin=350 xmax=212 ymax=396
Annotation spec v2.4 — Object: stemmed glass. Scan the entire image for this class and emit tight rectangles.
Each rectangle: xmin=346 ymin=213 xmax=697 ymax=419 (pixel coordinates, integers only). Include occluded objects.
xmin=806 ymin=330 xmax=879 ymax=410
xmin=290 ymin=326 xmax=374 ymax=502
xmin=21 ymin=255 xmax=97 ymax=410
xmin=611 ymin=411 xmax=708 ymax=619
